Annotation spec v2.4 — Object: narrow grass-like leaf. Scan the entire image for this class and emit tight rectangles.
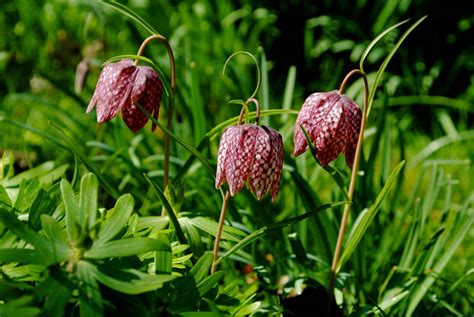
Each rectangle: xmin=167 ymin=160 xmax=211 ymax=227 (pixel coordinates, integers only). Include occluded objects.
xmin=60 ymin=179 xmax=81 ymax=241
xmin=2 ymin=161 xmax=54 ymax=187
xmin=191 ymin=252 xmax=213 ymax=283
xmin=359 ymin=19 xmax=409 ymax=72
xmin=86 ymin=238 xmax=170 ymax=259
xmin=378 ymin=95 xmax=474 ymax=113
xmin=76 ymin=261 xmax=103 ymax=317
xmin=87 ymin=261 xmax=176 ymax=295
xmin=0 ymin=249 xmax=44 ymax=265
xmin=183 ymin=217 xmax=243 ymax=242
xmin=367 ymin=16 xmax=427 ymax=117
xmin=405 ymin=194 xmax=473 ymax=315
xmin=216 ymin=202 xmax=343 ymax=265
xmin=144 ymin=174 xmax=187 ymax=245
xmin=196 ymin=271 xmax=225 ymax=297
xmin=100 ymin=0 xmax=159 ymax=35
xmin=282 ymin=66 xmax=297 ymax=121
xmin=95 ymin=194 xmax=134 ymax=245
xmin=337 ymin=161 xmax=405 ymax=271
xmin=79 ymin=173 xmax=98 ymax=230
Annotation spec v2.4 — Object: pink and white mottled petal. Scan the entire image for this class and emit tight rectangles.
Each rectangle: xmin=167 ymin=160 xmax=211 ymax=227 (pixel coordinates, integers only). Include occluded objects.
xmin=249 ymin=127 xmax=273 ymax=200
xmin=341 ymin=95 xmax=361 ymax=168
xmin=215 ymin=126 xmax=239 ymax=189
xmin=315 ymin=96 xmax=346 ymax=166
xmin=225 ymin=125 xmax=258 ymax=196
xmin=267 ymin=127 xmax=283 ymax=201
xmin=293 ymin=91 xmax=339 ymax=156
xmin=87 ymin=60 xmax=137 ymax=123
xmin=123 ymin=66 xmax=163 ymax=132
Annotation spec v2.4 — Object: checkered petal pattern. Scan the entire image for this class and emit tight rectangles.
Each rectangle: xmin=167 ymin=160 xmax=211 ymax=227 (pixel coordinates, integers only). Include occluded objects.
xmin=215 ymin=124 xmax=283 ymax=201
xmin=87 ymin=60 xmax=163 ymax=132
xmin=293 ymin=90 xmax=361 ymax=168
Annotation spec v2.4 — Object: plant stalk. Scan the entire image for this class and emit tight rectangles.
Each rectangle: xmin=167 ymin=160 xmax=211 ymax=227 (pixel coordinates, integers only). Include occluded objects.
xmin=328 ymin=69 xmax=369 ymax=313
xmin=211 ymin=190 xmax=230 ymax=273
xmin=135 ymin=34 xmax=176 ymax=215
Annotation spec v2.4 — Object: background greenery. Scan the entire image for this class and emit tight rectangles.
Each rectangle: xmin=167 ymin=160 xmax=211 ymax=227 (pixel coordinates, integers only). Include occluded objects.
xmin=0 ymin=0 xmax=472 ymax=316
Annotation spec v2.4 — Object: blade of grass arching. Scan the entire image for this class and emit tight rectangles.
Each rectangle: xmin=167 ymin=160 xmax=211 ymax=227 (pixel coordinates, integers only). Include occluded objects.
xmin=359 ymin=19 xmax=410 ymax=72
xmin=366 ymin=16 xmax=427 ymax=117
xmin=436 ymin=110 xmax=459 ymax=138
xmin=405 ymin=194 xmax=474 ymax=315
xmin=215 ymin=202 xmax=344 ymax=265
xmin=408 ymin=131 xmax=474 ymax=168
xmin=300 ymin=125 xmax=349 ymax=200
xmin=373 ymin=0 xmax=403 ymax=34
xmin=144 ymin=174 xmax=187 ymax=245
xmin=136 ymin=104 xmax=215 ymax=178
xmin=100 ymin=1 xmax=159 ymax=35
xmin=282 ymin=66 xmax=297 ymax=121
xmin=49 ymin=122 xmax=120 ymax=199
xmin=382 ymin=95 xmax=474 ymax=113
xmin=420 ymin=165 xmax=443 ymax=234
xmin=258 ymin=47 xmax=270 ymax=126
xmin=337 ymin=161 xmax=405 ymax=271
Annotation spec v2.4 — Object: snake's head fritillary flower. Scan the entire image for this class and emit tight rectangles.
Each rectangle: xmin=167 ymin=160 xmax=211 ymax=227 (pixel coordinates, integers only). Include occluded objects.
xmin=216 ymin=124 xmax=283 ymax=201
xmin=86 ymin=59 xmax=162 ymax=132
xmin=293 ymin=90 xmax=361 ymax=168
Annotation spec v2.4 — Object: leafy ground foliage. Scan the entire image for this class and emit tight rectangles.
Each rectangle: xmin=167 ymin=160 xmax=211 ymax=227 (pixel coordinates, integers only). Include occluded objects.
xmin=0 ymin=1 xmax=472 ymax=316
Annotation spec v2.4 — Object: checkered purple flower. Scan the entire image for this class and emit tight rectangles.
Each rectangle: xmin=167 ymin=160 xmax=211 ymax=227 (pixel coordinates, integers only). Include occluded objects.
xmin=216 ymin=124 xmax=283 ymax=201
xmin=293 ymin=90 xmax=361 ymax=167
xmin=86 ymin=59 xmax=162 ymax=132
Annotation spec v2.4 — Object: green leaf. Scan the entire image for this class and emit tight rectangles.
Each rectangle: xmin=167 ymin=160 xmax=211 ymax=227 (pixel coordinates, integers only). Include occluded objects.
xmin=337 ymin=161 xmax=405 ymax=271
xmin=216 ymin=202 xmax=343 ymax=265
xmin=87 ymin=261 xmax=176 ymax=295
xmin=144 ymin=174 xmax=187 ymax=245
xmin=359 ymin=19 xmax=410 ymax=72
xmin=79 ymin=173 xmax=98 ymax=230
xmin=38 ymin=271 xmax=74 ymax=317
xmin=0 ymin=185 xmax=11 ymax=205
xmin=190 ymin=252 xmax=213 ymax=284
xmin=184 ymin=217 xmax=244 ymax=242
xmin=13 ymin=179 xmax=41 ymax=212
xmin=86 ymin=238 xmax=170 ymax=259
xmin=196 ymin=271 xmax=225 ymax=297
xmin=95 ymin=194 xmax=134 ymax=245
xmin=60 ymin=179 xmax=81 ymax=241
xmin=40 ymin=215 xmax=72 ymax=262
xmin=100 ymin=0 xmax=159 ymax=35
xmin=0 ymin=295 xmax=41 ymax=317
xmin=367 ymin=16 xmax=427 ymax=116
xmin=0 ymin=249 xmax=44 ymax=265
xmin=76 ymin=261 xmax=103 ymax=317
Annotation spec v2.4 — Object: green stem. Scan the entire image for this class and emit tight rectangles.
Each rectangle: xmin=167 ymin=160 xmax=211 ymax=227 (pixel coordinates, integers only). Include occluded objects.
xmin=211 ymin=191 xmax=230 ymax=274
xmin=328 ymin=69 xmax=369 ymax=313
xmin=135 ymin=34 xmax=176 ymax=215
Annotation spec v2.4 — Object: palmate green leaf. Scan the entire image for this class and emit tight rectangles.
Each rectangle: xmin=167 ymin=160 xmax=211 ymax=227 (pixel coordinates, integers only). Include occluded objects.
xmin=179 ymin=218 xmax=204 ymax=257
xmin=79 ymin=173 xmax=98 ymax=230
xmin=95 ymin=193 xmax=134 ymax=245
xmin=37 ymin=270 xmax=74 ymax=317
xmin=216 ymin=202 xmax=343 ymax=265
xmin=13 ymin=179 xmax=40 ymax=212
xmin=86 ymin=237 xmax=170 ymax=259
xmin=84 ymin=261 xmax=176 ymax=295
xmin=40 ymin=214 xmax=70 ymax=251
xmin=337 ymin=161 xmax=405 ymax=272
xmin=28 ymin=184 xmax=61 ymax=231
xmin=60 ymin=179 xmax=81 ymax=242
xmin=0 ymin=295 xmax=41 ymax=317
xmin=366 ymin=16 xmax=428 ymax=117
xmin=76 ymin=261 xmax=103 ymax=317
xmin=197 ymin=271 xmax=225 ymax=297
xmin=190 ymin=252 xmax=213 ymax=283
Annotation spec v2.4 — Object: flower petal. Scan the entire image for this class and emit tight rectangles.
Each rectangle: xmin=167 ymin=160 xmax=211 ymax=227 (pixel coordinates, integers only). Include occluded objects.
xmin=315 ymin=95 xmax=346 ymax=166
xmin=248 ymin=126 xmax=273 ymax=200
xmin=293 ymin=91 xmax=339 ymax=156
xmin=87 ymin=60 xmax=137 ymax=123
xmin=123 ymin=66 xmax=163 ymax=132
xmin=215 ymin=126 xmax=239 ymax=189
xmin=266 ymin=127 xmax=284 ymax=201
xmin=341 ymin=95 xmax=361 ymax=168
xmin=225 ymin=124 xmax=258 ymax=196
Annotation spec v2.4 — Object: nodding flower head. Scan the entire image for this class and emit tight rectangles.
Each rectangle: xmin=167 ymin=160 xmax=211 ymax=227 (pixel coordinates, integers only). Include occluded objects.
xmin=215 ymin=124 xmax=283 ymax=201
xmin=293 ymin=90 xmax=361 ymax=168
xmin=86 ymin=59 xmax=162 ymax=132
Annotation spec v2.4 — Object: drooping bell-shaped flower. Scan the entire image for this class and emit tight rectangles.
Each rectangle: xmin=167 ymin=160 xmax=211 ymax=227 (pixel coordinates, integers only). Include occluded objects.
xmin=86 ymin=59 xmax=162 ymax=132
xmin=216 ymin=124 xmax=283 ymax=201
xmin=293 ymin=90 xmax=361 ymax=167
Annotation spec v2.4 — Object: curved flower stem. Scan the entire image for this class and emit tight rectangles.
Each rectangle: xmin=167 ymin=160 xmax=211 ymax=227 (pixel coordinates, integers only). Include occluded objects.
xmin=328 ymin=69 xmax=369 ymax=313
xmin=246 ymin=98 xmax=261 ymax=125
xmin=135 ymin=34 xmax=176 ymax=215
xmin=211 ymin=190 xmax=231 ymax=274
